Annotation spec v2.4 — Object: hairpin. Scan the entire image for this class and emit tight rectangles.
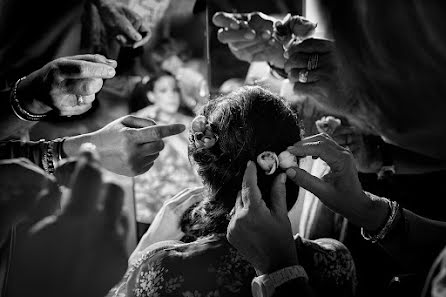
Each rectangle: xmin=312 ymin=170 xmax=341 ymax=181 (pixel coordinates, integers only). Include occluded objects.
xmin=190 ymin=115 xmax=219 ymax=149
xmin=257 ymin=150 xmax=299 ymax=175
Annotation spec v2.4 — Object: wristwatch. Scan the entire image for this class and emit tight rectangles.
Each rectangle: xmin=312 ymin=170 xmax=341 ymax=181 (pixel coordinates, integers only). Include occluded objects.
xmin=251 ymin=265 xmax=308 ymax=297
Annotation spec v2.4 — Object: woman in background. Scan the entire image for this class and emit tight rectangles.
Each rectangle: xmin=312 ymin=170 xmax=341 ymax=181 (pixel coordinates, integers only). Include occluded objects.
xmin=133 ymin=71 xmax=201 ymax=224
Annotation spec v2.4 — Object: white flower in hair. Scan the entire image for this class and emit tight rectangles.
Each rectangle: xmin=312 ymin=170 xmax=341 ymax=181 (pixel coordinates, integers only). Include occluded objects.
xmin=278 ymin=151 xmax=298 ymax=169
xmin=257 ymin=151 xmax=279 ymax=175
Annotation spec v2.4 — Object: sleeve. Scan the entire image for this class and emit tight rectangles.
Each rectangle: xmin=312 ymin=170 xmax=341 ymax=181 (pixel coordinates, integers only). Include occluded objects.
xmin=0 ymin=139 xmax=66 ymax=172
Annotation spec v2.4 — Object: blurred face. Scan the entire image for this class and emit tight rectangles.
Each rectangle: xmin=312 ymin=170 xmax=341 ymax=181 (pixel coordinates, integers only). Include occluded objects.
xmin=148 ymin=75 xmax=181 ymax=114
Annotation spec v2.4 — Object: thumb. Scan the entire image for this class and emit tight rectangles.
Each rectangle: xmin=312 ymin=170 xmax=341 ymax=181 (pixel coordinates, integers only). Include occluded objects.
xmin=270 ymin=173 xmax=288 ymax=215
xmin=241 ymin=161 xmax=262 ymax=207
xmin=285 ymin=166 xmax=332 ymax=200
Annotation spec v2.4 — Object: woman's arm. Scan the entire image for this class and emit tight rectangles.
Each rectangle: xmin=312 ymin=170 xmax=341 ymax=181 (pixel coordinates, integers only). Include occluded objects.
xmin=1 ymin=115 xmax=185 ymax=176
xmin=0 ymin=88 xmax=49 ymax=140
xmin=380 ymin=209 xmax=446 ymax=272
xmin=286 ymin=134 xmax=446 ymax=273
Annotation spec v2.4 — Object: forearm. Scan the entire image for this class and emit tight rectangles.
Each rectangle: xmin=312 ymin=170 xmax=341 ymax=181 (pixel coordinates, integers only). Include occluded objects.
xmin=0 ymin=75 xmax=52 ymax=140
xmin=0 ymin=89 xmax=37 ymax=140
xmin=62 ymin=133 xmax=93 ymax=157
xmin=379 ymin=208 xmax=446 ymax=272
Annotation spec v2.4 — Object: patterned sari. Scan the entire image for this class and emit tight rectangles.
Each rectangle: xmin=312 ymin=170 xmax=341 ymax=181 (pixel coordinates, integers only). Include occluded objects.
xmin=109 ymin=234 xmax=356 ymax=297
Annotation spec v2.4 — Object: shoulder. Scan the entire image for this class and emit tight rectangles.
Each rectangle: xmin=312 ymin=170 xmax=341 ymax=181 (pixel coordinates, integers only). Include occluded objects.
xmin=294 ymin=235 xmax=357 ymax=297
xmin=115 ymin=237 xmax=255 ymax=297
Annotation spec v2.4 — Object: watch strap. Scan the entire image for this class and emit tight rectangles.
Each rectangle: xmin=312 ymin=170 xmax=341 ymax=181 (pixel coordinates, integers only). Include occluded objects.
xmin=252 ymin=265 xmax=308 ymax=297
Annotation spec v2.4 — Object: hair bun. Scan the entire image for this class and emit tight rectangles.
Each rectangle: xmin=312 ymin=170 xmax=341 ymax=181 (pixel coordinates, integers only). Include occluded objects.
xmin=190 ymin=115 xmax=219 ymax=149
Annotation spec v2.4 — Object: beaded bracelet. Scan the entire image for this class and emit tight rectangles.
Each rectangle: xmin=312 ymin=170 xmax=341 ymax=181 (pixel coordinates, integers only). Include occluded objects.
xmin=41 ymin=138 xmax=67 ymax=175
xmin=10 ymin=76 xmax=49 ymax=122
xmin=361 ymin=196 xmax=400 ymax=243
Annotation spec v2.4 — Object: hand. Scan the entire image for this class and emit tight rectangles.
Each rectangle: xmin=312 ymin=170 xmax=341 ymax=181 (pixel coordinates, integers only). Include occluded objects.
xmin=7 ymin=148 xmax=128 ymax=297
xmin=18 ymin=54 xmax=117 ymax=116
xmin=95 ymin=0 xmax=150 ymax=48
xmin=285 ymin=39 xmax=346 ymax=112
xmin=63 ymin=115 xmax=186 ymax=176
xmin=213 ymin=12 xmax=284 ymax=68
xmin=130 ymin=187 xmax=205 ymax=262
xmin=332 ymin=126 xmax=383 ymax=173
xmin=0 ymin=158 xmax=57 ymax=243
xmin=227 ymin=161 xmax=298 ymax=275
xmin=213 ymin=12 xmax=316 ymax=68
xmin=285 ymin=133 xmax=389 ymax=232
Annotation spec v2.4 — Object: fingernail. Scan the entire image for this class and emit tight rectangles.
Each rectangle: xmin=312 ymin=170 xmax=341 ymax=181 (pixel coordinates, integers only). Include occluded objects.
xmin=286 ymin=168 xmax=296 ymax=178
xmin=247 ymin=160 xmax=252 ymax=167
xmin=107 ymin=59 xmax=116 ymax=64
xmin=108 ymin=68 xmax=116 ymax=76
xmin=280 ymin=173 xmax=287 ymax=183
xmin=134 ymin=33 xmax=142 ymax=41
xmin=312 ymin=156 xmax=318 ymax=160
xmin=283 ymin=51 xmax=290 ymax=59
xmin=244 ymin=30 xmax=256 ymax=40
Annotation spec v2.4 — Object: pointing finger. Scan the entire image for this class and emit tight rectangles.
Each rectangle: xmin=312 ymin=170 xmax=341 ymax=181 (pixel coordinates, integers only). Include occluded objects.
xmin=135 ymin=123 xmax=186 ymax=143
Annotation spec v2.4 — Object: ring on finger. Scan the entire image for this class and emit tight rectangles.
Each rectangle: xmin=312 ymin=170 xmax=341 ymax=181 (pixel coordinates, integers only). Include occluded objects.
xmin=298 ymin=69 xmax=309 ymax=83
xmin=76 ymin=95 xmax=85 ymax=105
xmin=307 ymin=54 xmax=319 ymax=70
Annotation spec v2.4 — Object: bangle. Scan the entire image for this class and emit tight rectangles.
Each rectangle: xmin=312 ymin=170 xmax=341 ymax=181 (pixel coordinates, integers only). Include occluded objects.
xmin=41 ymin=140 xmax=55 ymax=174
xmin=361 ymin=197 xmax=400 ymax=243
xmin=10 ymin=76 xmax=49 ymax=122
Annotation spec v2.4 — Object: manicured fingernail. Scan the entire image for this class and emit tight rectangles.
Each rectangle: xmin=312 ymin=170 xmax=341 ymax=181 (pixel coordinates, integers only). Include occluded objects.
xmin=286 ymin=168 xmax=296 ymax=178
xmin=230 ymin=21 xmax=240 ymax=30
xmin=244 ymin=30 xmax=256 ymax=40
xmin=280 ymin=173 xmax=287 ymax=183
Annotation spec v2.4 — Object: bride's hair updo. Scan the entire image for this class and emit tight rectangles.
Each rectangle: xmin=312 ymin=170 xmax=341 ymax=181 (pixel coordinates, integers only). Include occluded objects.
xmin=181 ymin=86 xmax=302 ymax=240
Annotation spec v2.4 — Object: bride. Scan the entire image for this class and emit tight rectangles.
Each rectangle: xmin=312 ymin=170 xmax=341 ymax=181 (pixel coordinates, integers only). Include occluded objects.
xmin=109 ymin=86 xmax=356 ymax=297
